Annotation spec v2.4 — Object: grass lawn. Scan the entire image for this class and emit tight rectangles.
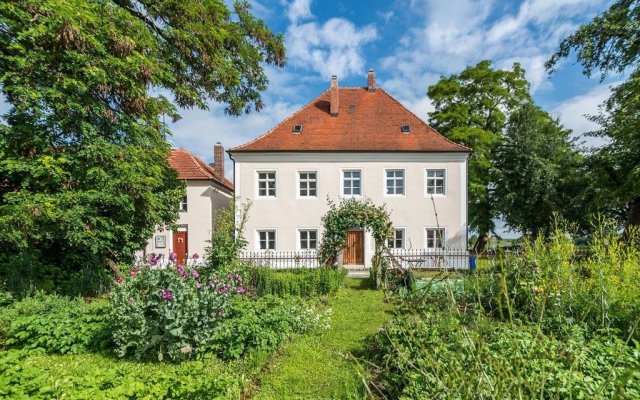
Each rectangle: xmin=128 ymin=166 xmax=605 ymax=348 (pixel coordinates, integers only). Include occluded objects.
xmin=250 ymin=278 xmax=391 ymax=400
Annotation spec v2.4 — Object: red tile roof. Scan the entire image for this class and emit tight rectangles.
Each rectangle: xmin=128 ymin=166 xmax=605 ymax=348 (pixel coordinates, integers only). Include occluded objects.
xmin=169 ymin=149 xmax=234 ymax=191
xmin=230 ymin=87 xmax=471 ymax=153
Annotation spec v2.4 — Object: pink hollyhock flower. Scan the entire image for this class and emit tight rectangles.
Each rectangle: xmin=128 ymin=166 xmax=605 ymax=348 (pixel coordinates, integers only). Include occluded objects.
xmin=191 ymin=269 xmax=199 ymax=278
xmin=176 ymin=264 xmax=186 ymax=277
xmin=237 ymin=287 xmax=246 ymax=295
xmin=114 ymin=277 xmax=123 ymax=285
xmin=192 ymin=253 xmax=200 ymax=259
xmin=130 ymin=269 xmax=137 ymax=277
xmin=169 ymin=252 xmax=177 ymax=262
xmin=196 ymin=282 xmax=202 ymax=289
xmin=235 ymin=274 xmax=243 ymax=283
xmin=161 ymin=289 xmax=174 ymax=300
xmin=149 ymin=258 xmax=158 ymax=267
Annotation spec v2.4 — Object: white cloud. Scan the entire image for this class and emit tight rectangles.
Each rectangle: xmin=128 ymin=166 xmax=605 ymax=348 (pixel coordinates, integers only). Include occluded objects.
xmin=285 ymin=0 xmax=313 ymax=23
xmin=285 ymin=1 xmax=378 ymax=79
xmin=170 ymin=101 xmax=301 ymax=179
xmin=552 ymin=83 xmax=615 ymax=147
xmin=377 ymin=10 xmax=394 ymax=24
xmin=380 ymin=0 xmax=608 ymax=116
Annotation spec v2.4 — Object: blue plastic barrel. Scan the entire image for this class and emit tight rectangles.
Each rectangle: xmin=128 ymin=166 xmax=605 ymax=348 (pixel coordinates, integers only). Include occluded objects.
xmin=469 ymin=255 xmax=477 ymax=272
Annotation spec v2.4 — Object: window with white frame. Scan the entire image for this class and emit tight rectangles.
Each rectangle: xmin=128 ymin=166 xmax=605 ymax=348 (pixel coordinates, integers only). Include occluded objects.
xmin=387 ymin=228 xmax=405 ymax=249
xmin=426 ymin=228 xmax=445 ymax=249
xmin=426 ymin=169 xmax=446 ymax=195
xmin=298 ymin=172 xmax=317 ymax=197
xmin=179 ymin=195 xmax=188 ymax=212
xmin=342 ymin=170 xmax=361 ymax=196
xmin=299 ymin=229 xmax=318 ymax=250
xmin=257 ymin=171 xmax=276 ymax=197
xmin=386 ymin=169 xmax=405 ymax=195
xmin=257 ymin=230 xmax=276 ymax=250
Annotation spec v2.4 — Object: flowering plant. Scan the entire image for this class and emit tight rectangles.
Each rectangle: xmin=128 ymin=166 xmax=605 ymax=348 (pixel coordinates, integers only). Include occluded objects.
xmin=109 ymin=261 xmax=246 ymax=361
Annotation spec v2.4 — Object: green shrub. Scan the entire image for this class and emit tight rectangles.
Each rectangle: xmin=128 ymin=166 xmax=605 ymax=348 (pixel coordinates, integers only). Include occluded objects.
xmin=0 ymin=292 xmax=110 ymax=353
xmin=247 ymin=267 xmax=347 ymax=297
xmin=365 ymin=221 xmax=640 ymax=398
xmin=206 ymin=200 xmax=250 ymax=271
xmin=206 ymin=295 xmax=330 ymax=360
xmin=472 ymin=222 xmax=640 ymax=339
xmin=108 ymin=265 xmax=245 ymax=362
xmin=0 ymin=252 xmax=113 ymax=298
xmin=368 ymin=314 xmax=640 ymax=399
xmin=0 ymin=350 xmax=243 ymax=399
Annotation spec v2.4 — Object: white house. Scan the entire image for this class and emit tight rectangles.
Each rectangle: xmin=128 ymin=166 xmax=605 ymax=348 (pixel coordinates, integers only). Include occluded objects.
xmin=229 ymin=70 xmax=471 ymax=268
xmin=139 ymin=144 xmax=234 ymax=265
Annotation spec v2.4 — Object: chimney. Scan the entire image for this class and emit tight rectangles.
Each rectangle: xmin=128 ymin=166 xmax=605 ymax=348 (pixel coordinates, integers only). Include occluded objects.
xmin=330 ymin=75 xmax=339 ymax=117
xmin=367 ymin=69 xmax=376 ymax=92
xmin=213 ymin=142 xmax=224 ymax=178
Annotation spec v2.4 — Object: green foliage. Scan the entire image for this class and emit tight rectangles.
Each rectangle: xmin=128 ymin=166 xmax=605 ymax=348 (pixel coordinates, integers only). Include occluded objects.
xmin=206 ymin=295 xmax=330 ymax=361
xmin=108 ymin=265 xmax=244 ymax=362
xmin=0 ymin=350 xmax=244 ymax=399
xmin=493 ymin=104 xmax=586 ymax=234
xmin=547 ymin=0 xmax=640 ymax=229
xmin=546 ymin=0 xmax=639 ymax=79
xmin=428 ymin=60 xmax=531 ymax=244
xmin=476 ymin=220 xmax=640 ymax=339
xmin=364 ymin=220 xmax=640 ymax=398
xmin=206 ymin=200 xmax=251 ymax=271
xmin=0 ymin=293 xmax=110 ymax=354
xmin=319 ymin=198 xmax=392 ymax=280
xmin=588 ymin=71 xmax=640 ymax=228
xmin=0 ymin=0 xmax=284 ymax=277
xmin=247 ymin=267 xmax=347 ymax=297
xmin=0 ymin=255 xmax=114 ymax=298
xmin=368 ymin=314 xmax=640 ymax=399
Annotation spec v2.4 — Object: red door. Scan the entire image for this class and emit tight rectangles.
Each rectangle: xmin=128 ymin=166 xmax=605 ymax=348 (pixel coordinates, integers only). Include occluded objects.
xmin=173 ymin=231 xmax=188 ymax=265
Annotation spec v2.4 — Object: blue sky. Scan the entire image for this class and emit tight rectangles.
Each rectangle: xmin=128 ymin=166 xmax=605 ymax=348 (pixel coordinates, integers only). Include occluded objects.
xmin=171 ymin=0 xmax=618 ymax=172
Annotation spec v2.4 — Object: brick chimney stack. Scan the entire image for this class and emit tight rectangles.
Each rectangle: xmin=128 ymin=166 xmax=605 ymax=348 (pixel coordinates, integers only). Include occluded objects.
xmin=367 ymin=69 xmax=376 ymax=92
xmin=330 ymin=75 xmax=339 ymax=117
xmin=213 ymin=142 xmax=224 ymax=178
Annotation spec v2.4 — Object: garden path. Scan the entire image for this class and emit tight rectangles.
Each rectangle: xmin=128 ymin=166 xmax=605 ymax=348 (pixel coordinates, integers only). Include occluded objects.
xmin=250 ymin=278 xmax=390 ymax=399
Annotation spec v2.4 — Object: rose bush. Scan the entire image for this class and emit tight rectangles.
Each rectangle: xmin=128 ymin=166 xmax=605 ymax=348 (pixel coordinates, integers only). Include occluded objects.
xmin=109 ymin=261 xmax=247 ymax=362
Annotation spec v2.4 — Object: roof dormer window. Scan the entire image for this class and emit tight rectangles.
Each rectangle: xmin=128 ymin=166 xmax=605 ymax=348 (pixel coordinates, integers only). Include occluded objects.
xmin=292 ymin=125 xmax=303 ymax=134
xmin=401 ymin=125 xmax=410 ymax=134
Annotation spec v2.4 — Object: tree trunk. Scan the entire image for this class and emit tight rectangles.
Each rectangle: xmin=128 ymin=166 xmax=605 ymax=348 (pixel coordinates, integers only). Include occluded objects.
xmin=474 ymin=232 xmax=490 ymax=255
xmin=624 ymin=196 xmax=640 ymax=233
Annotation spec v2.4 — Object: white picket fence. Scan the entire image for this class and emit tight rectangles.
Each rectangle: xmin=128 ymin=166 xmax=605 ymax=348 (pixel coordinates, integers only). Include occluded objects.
xmin=237 ymin=248 xmax=472 ymax=270
xmin=238 ymin=250 xmax=321 ymax=269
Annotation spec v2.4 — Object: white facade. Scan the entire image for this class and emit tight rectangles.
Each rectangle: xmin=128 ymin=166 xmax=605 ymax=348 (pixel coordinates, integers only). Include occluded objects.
xmin=232 ymin=152 xmax=469 ymax=268
xmin=139 ymin=180 xmax=233 ymax=262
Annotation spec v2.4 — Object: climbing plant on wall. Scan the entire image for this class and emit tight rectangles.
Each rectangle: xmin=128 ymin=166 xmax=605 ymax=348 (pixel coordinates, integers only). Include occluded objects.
xmin=318 ymin=198 xmax=393 ymax=286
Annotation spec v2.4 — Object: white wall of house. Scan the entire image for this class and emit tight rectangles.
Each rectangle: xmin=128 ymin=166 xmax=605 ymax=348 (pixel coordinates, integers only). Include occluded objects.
xmin=138 ymin=180 xmax=232 ymax=262
xmin=232 ymin=152 xmax=468 ymax=268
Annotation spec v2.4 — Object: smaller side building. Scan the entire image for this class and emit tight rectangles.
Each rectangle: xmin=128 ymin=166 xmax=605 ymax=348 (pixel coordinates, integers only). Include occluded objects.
xmin=139 ymin=144 xmax=234 ymax=264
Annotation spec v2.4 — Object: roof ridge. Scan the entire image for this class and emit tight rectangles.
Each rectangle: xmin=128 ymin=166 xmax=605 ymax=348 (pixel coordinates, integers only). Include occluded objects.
xmin=377 ymin=88 xmax=473 ymax=152
xmin=230 ymin=88 xmax=331 ymax=152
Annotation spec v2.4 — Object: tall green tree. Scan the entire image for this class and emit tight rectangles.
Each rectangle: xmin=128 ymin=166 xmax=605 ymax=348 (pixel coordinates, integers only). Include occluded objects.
xmin=427 ymin=60 xmax=531 ymax=251
xmin=0 ymin=0 xmax=285 ymax=276
xmin=546 ymin=0 xmax=640 ymax=230
xmin=492 ymin=103 xmax=585 ymax=236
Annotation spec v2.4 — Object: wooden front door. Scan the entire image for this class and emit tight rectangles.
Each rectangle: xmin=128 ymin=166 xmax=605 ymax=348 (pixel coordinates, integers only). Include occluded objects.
xmin=344 ymin=230 xmax=364 ymax=265
xmin=172 ymin=231 xmax=188 ymax=265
